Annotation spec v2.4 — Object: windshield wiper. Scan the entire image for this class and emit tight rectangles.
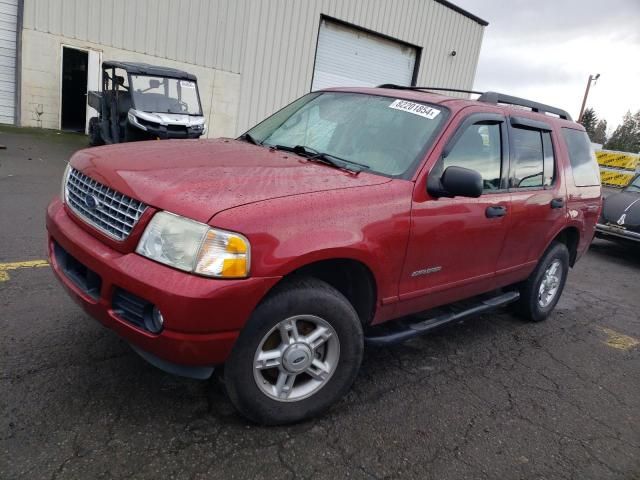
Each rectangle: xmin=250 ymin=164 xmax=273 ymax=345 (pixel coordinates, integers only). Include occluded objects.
xmin=271 ymin=145 xmax=369 ymax=174
xmin=239 ymin=132 xmax=262 ymax=145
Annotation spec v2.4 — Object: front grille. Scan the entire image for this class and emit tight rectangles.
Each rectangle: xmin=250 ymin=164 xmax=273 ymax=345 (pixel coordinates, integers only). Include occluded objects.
xmin=66 ymin=168 xmax=147 ymax=240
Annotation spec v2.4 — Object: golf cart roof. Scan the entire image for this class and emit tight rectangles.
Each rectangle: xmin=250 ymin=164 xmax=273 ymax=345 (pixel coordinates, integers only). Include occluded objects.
xmin=102 ymin=61 xmax=197 ymax=81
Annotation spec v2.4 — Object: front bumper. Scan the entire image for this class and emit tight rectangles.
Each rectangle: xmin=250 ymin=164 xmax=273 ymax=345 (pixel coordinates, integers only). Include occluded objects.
xmin=595 ymin=223 xmax=640 ymax=243
xmin=46 ymin=198 xmax=280 ymax=374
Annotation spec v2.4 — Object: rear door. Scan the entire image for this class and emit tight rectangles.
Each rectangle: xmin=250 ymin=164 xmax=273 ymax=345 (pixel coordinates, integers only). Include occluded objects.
xmin=495 ymin=117 xmax=567 ymax=285
xmin=397 ymin=111 xmax=511 ymax=316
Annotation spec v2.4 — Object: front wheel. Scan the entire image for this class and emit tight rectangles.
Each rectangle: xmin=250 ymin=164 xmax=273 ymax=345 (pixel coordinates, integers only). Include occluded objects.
xmin=223 ymin=277 xmax=364 ymax=425
xmin=514 ymin=242 xmax=570 ymax=322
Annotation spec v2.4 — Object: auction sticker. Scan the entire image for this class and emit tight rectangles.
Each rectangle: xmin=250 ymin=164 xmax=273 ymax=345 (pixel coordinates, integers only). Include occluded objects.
xmin=388 ymin=99 xmax=440 ymax=119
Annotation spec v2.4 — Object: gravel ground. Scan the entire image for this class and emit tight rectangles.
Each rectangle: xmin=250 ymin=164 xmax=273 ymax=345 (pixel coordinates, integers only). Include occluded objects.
xmin=1 ymin=126 xmax=639 ymax=480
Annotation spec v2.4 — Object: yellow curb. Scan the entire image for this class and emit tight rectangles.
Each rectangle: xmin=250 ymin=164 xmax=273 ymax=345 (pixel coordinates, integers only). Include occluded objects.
xmin=601 ymin=327 xmax=639 ymax=351
xmin=0 ymin=260 xmax=50 ymax=282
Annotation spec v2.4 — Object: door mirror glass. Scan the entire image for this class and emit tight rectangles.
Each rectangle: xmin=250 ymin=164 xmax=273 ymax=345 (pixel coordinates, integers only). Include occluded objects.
xmin=430 ymin=165 xmax=483 ymax=198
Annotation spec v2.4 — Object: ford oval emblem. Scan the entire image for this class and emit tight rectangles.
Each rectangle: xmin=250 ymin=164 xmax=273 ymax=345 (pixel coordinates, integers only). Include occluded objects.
xmin=84 ymin=194 xmax=100 ymax=211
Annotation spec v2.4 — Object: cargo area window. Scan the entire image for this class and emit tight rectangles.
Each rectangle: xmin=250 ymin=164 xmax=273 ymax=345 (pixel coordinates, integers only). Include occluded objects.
xmin=510 ymin=127 xmax=555 ymax=188
xmin=562 ymin=128 xmax=601 ymax=187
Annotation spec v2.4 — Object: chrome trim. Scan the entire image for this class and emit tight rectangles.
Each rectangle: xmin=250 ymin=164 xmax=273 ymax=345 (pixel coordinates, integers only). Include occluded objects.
xmin=65 ymin=168 xmax=147 ymax=241
xmin=595 ymin=223 xmax=640 ymax=242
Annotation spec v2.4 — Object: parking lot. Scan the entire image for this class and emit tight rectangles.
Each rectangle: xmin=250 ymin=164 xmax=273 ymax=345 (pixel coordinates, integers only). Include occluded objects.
xmin=1 ymin=126 xmax=639 ymax=479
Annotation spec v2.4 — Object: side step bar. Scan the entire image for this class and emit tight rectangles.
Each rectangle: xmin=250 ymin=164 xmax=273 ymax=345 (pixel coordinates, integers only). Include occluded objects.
xmin=364 ymin=291 xmax=520 ymax=347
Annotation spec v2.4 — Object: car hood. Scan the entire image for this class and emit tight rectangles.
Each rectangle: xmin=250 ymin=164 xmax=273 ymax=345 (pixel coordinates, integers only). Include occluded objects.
xmin=70 ymin=139 xmax=391 ymax=223
xmin=602 ymin=190 xmax=640 ymax=230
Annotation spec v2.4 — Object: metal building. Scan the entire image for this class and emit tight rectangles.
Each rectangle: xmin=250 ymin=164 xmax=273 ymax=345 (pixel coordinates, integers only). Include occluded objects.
xmin=4 ymin=0 xmax=487 ymax=137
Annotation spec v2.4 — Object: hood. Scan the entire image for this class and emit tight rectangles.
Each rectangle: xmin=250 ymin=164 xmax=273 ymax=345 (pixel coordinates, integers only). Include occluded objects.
xmin=602 ymin=190 xmax=640 ymax=231
xmin=70 ymin=139 xmax=390 ymax=223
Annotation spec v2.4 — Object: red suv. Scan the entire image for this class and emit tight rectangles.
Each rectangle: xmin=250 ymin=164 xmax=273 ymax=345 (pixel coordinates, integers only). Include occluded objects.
xmin=46 ymin=86 xmax=602 ymax=424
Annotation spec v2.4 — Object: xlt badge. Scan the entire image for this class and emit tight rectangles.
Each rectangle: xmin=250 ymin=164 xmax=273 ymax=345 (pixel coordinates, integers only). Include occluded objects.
xmin=411 ymin=266 xmax=442 ymax=277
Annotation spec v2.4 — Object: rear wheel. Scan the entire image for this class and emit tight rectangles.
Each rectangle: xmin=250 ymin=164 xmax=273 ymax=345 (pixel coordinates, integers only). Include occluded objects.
xmin=223 ymin=277 xmax=363 ymax=425
xmin=514 ymin=242 xmax=569 ymax=322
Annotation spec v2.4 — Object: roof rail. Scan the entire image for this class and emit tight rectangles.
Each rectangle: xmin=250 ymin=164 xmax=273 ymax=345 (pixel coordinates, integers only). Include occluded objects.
xmin=478 ymin=92 xmax=572 ymax=121
xmin=376 ymin=84 xmax=573 ymax=121
xmin=377 ymin=84 xmax=484 ymax=96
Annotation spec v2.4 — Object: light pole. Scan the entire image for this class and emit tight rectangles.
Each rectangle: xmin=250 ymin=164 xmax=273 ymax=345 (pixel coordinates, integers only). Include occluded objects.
xmin=578 ymin=73 xmax=600 ymax=123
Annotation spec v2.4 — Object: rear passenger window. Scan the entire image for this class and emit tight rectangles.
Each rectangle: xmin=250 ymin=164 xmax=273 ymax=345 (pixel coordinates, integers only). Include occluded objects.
xmin=562 ymin=128 xmax=600 ymax=186
xmin=441 ymin=122 xmax=502 ymax=190
xmin=511 ymin=128 xmax=555 ymax=188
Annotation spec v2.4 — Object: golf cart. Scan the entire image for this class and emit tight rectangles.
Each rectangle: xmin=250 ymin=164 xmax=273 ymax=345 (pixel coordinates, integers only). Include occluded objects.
xmin=87 ymin=61 xmax=206 ymax=145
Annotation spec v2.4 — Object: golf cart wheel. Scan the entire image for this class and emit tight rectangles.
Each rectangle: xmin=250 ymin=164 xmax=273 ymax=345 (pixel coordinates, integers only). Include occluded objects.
xmin=223 ymin=277 xmax=364 ymax=425
xmin=514 ymin=242 xmax=569 ymax=322
xmin=88 ymin=117 xmax=104 ymax=146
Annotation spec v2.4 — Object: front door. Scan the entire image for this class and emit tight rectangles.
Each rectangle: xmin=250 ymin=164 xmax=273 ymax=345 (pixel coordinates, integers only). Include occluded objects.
xmin=396 ymin=112 xmax=511 ymax=316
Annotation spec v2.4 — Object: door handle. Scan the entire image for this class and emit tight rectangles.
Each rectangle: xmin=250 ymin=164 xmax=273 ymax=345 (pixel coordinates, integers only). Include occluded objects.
xmin=550 ymin=198 xmax=564 ymax=209
xmin=486 ymin=205 xmax=507 ymax=218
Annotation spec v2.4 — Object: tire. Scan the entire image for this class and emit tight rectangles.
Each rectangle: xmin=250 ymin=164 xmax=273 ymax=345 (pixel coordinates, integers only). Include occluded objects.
xmin=88 ymin=117 xmax=104 ymax=146
xmin=514 ymin=242 xmax=570 ymax=322
xmin=223 ymin=277 xmax=364 ymax=425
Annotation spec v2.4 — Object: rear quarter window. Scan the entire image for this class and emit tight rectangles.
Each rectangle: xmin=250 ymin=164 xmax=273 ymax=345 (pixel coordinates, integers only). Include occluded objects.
xmin=561 ymin=128 xmax=600 ymax=186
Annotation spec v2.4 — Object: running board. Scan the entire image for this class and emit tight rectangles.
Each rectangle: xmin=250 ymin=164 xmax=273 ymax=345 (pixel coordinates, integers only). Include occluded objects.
xmin=364 ymin=291 xmax=520 ymax=347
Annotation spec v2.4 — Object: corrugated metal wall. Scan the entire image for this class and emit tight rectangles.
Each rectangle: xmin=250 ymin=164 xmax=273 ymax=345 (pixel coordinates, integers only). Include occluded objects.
xmin=22 ymin=0 xmax=484 ymax=133
xmin=0 ymin=0 xmax=18 ymax=124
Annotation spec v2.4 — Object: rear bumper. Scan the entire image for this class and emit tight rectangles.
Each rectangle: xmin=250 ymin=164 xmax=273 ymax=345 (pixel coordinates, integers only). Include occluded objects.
xmin=595 ymin=223 xmax=640 ymax=243
xmin=46 ymin=198 xmax=280 ymax=371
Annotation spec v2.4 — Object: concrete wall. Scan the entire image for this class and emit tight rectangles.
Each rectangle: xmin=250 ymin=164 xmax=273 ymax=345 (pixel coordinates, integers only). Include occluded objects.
xmin=19 ymin=29 xmax=240 ymax=137
xmin=20 ymin=0 xmax=486 ymax=136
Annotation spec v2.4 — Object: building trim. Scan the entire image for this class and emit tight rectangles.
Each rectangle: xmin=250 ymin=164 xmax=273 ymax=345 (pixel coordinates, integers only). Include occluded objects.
xmin=434 ymin=0 xmax=489 ymax=26
xmin=15 ymin=0 xmax=24 ymax=125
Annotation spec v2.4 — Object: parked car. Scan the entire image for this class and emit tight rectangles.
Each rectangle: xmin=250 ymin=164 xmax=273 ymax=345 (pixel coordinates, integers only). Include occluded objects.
xmin=46 ymin=86 xmax=602 ymax=425
xmin=87 ymin=61 xmax=206 ymax=145
xmin=595 ymin=174 xmax=640 ymax=244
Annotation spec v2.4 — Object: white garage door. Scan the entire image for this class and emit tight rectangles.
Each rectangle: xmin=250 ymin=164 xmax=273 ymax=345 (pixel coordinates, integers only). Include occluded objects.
xmin=0 ymin=0 xmax=18 ymax=124
xmin=311 ymin=19 xmax=417 ymax=91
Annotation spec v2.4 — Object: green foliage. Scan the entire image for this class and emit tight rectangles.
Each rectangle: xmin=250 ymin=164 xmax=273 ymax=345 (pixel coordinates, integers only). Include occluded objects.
xmin=579 ymin=108 xmax=597 ymax=139
xmin=592 ymin=119 xmax=607 ymax=145
xmin=605 ymin=110 xmax=640 ymax=153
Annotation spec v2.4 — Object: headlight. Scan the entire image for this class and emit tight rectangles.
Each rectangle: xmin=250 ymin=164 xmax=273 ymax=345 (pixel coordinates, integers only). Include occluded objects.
xmin=136 ymin=211 xmax=250 ymax=278
xmin=61 ymin=163 xmax=71 ymax=203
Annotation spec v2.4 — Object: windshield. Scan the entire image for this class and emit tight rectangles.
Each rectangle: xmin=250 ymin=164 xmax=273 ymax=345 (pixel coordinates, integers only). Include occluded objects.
xmin=130 ymin=75 xmax=202 ymax=115
xmin=625 ymin=175 xmax=640 ymax=193
xmin=245 ymin=92 xmax=447 ymax=177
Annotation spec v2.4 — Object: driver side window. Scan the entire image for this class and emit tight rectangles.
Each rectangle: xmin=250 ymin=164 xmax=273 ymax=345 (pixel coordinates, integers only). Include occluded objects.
xmin=440 ymin=122 xmax=502 ymax=191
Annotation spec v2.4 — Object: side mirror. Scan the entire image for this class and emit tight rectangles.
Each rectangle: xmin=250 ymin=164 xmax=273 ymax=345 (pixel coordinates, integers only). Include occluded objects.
xmin=428 ymin=165 xmax=483 ymax=198
xmin=148 ymin=79 xmax=161 ymax=89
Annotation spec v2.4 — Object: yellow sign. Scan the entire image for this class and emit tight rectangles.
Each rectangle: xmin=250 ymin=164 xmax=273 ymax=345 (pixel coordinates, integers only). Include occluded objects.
xmin=599 ymin=168 xmax=636 ymax=187
xmin=596 ymin=150 xmax=639 ymax=171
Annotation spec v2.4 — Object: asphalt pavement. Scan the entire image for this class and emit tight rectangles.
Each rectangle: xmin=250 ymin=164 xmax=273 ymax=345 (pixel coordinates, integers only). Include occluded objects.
xmin=1 ymin=126 xmax=639 ymax=479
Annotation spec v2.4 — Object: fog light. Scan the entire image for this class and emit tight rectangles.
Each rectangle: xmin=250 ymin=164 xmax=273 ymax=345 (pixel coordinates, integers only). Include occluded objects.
xmin=145 ymin=306 xmax=164 ymax=333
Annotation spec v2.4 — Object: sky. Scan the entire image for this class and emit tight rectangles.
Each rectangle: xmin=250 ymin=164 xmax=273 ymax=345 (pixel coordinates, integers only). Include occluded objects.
xmin=453 ymin=0 xmax=640 ymax=132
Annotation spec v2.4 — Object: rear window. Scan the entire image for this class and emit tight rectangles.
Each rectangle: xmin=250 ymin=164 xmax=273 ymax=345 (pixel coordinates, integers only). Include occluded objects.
xmin=561 ymin=128 xmax=600 ymax=186
xmin=510 ymin=128 xmax=555 ymax=188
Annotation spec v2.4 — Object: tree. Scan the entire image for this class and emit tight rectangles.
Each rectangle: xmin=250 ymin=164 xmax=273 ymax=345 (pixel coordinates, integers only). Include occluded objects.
xmin=605 ymin=110 xmax=640 ymax=153
xmin=580 ymin=108 xmax=597 ymax=140
xmin=592 ymin=119 xmax=607 ymax=145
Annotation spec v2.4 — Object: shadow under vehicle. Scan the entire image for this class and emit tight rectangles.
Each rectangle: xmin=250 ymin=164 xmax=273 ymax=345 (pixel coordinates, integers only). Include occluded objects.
xmin=87 ymin=61 xmax=206 ymax=146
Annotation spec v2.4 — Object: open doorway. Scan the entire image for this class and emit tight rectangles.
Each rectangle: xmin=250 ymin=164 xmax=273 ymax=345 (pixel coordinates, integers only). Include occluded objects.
xmin=60 ymin=47 xmax=88 ymax=132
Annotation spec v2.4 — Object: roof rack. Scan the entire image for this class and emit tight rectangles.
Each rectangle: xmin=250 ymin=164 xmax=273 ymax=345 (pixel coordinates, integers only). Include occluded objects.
xmin=376 ymin=84 xmax=573 ymax=121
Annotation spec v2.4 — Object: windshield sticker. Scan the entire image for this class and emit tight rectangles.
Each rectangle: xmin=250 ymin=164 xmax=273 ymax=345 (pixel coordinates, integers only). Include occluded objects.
xmin=180 ymin=81 xmax=195 ymax=88
xmin=388 ymin=99 xmax=440 ymax=119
